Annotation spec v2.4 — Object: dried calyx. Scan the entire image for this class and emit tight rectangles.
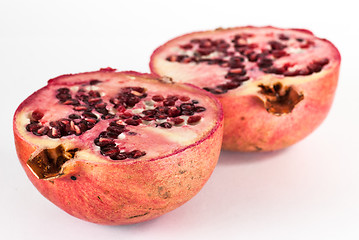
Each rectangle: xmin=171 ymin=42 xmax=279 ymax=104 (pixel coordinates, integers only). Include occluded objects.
xmin=258 ymin=82 xmax=304 ymax=115
xmin=27 ymin=145 xmax=78 ymax=180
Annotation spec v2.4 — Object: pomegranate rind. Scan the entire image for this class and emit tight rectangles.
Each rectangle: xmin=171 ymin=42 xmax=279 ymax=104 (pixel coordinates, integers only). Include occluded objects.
xmin=13 ymin=70 xmax=223 ymax=225
xmin=150 ymin=26 xmax=341 ymax=151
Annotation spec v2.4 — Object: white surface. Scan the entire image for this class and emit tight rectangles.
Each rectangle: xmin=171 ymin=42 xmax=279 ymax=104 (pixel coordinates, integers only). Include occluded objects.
xmin=1 ymin=1 xmax=359 ymax=239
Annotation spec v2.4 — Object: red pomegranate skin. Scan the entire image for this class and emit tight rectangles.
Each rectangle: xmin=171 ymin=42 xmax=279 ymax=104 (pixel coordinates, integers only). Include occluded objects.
xmin=13 ymin=70 xmax=223 ymax=225
xmin=150 ymin=26 xmax=341 ymax=151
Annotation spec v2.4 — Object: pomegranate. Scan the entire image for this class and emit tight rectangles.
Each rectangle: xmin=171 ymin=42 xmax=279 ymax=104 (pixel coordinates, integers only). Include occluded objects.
xmin=13 ymin=69 xmax=223 ymax=225
xmin=150 ymin=26 xmax=341 ymax=151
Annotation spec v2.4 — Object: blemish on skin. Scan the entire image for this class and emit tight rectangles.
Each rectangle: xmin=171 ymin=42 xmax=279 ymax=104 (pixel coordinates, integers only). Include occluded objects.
xmin=158 ymin=186 xmax=171 ymax=199
xmin=255 ymin=146 xmax=263 ymax=151
xmin=179 ymin=170 xmax=187 ymax=174
xmin=240 ymin=116 xmax=245 ymax=120
xmin=128 ymin=212 xmax=149 ymax=219
xmin=71 ymin=176 xmax=77 ymax=180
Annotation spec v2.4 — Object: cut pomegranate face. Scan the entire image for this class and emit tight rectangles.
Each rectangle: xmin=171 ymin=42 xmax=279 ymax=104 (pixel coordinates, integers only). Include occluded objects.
xmin=150 ymin=26 xmax=341 ymax=151
xmin=13 ymin=69 xmax=223 ymax=225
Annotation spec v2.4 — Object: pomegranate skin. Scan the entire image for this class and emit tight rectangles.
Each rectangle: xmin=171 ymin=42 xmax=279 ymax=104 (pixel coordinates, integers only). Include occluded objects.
xmin=150 ymin=26 xmax=341 ymax=151
xmin=218 ymin=65 xmax=339 ymax=151
xmin=13 ymin=70 xmax=223 ymax=225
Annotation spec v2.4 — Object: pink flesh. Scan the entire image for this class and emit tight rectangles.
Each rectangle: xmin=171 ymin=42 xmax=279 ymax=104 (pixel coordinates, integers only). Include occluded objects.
xmin=16 ymin=73 xmax=220 ymax=161
xmin=151 ymin=26 xmax=340 ymax=89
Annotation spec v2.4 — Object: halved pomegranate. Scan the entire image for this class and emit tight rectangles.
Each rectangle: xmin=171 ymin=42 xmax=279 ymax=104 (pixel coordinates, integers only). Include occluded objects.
xmin=13 ymin=69 xmax=223 ymax=225
xmin=150 ymin=26 xmax=341 ymax=151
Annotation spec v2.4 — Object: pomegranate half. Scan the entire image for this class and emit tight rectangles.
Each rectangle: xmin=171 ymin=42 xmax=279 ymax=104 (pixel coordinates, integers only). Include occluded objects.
xmin=13 ymin=69 xmax=223 ymax=225
xmin=150 ymin=26 xmax=341 ymax=151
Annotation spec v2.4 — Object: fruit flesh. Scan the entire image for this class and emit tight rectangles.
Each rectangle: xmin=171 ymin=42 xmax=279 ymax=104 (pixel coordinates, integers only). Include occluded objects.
xmin=15 ymin=71 xmax=219 ymax=163
xmin=13 ymin=70 xmax=223 ymax=224
xmin=150 ymin=27 xmax=339 ymax=90
xmin=150 ymin=26 xmax=341 ymax=151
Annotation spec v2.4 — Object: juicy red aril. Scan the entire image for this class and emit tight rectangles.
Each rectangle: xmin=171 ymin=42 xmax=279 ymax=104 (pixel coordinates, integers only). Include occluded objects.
xmin=56 ymin=93 xmax=71 ymax=102
xmin=194 ymin=106 xmax=206 ymax=112
xmin=258 ymin=58 xmax=273 ymax=68
xmin=101 ymin=145 xmax=119 ymax=157
xmin=316 ymin=58 xmax=329 ymax=66
xmin=218 ymin=81 xmax=241 ymax=90
xmin=172 ymin=117 xmax=184 ymax=125
xmin=32 ymin=110 xmax=44 ymax=121
xmin=278 ymin=34 xmax=290 ymax=41
xmin=180 ymin=103 xmax=194 ymax=111
xmin=168 ymin=107 xmax=181 ymax=117
xmin=166 ymin=95 xmax=178 ymax=101
xmin=57 ymin=88 xmax=70 ymax=94
xmin=88 ymin=90 xmax=101 ymax=98
xmin=126 ymin=96 xmax=140 ymax=107
xmin=142 ymin=116 xmax=155 ymax=121
xmin=179 ymin=96 xmax=190 ymax=101
xmin=272 ymin=50 xmax=288 ymax=58
xmin=26 ymin=123 xmax=41 ymax=132
xmin=268 ymin=40 xmax=287 ymax=50
xmin=107 ymin=125 xmax=125 ymax=134
xmin=101 ymin=114 xmax=115 ymax=120
xmin=187 ymin=115 xmax=201 ymax=124
xmin=152 ymin=95 xmax=164 ymax=102
xmin=94 ymin=137 xmax=115 ymax=147
xmin=89 ymin=79 xmax=102 ymax=85
xmin=111 ymin=153 xmax=127 ymax=160
xmin=69 ymin=114 xmax=81 ymax=119
xmin=142 ymin=110 xmax=156 ymax=116
xmin=120 ymin=112 xmax=133 ymax=119
xmin=125 ymin=119 xmax=140 ymax=126
xmin=74 ymin=105 xmax=91 ymax=111
xmin=35 ymin=126 xmax=49 ymax=136
xmin=128 ymin=150 xmax=146 ymax=159
xmin=48 ymin=128 xmax=61 ymax=138
xmin=82 ymin=112 xmax=98 ymax=119
xmin=163 ymin=100 xmax=175 ymax=106
xmin=159 ymin=122 xmax=172 ymax=128
xmin=180 ymin=43 xmax=193 ymax=50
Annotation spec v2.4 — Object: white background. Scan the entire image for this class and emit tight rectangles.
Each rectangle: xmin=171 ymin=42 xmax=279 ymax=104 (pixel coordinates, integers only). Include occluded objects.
xmin=1 ymin=1 xmax=359 ymax=239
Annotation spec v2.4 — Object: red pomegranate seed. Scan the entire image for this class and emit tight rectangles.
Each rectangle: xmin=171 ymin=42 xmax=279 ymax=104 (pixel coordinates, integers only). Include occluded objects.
xmin=152 ymin=95 xmax=164 ymax=102
xmin=129 ymin=150 xmax=146 ymax=159
xmin=172 ymin=117 xmax=184 ymax=125
xmin=159 ymin=122 xmax=172 ymax=128
xmin=73 ymin=106 xmax=89 ymax=111
xmin=166 ymin=55 xmax=177 ymax=62
xmin=180 ymin=43 xmax=193 ymax=49
xmin=32 ymin=110 xmax=44 ymax=121
xmin=89 ymin=79 xmax=102 ymax=85
xmin=179 ymin=96 xmax=190 ymax=101
xmin=74 ymin=125 xmax=82 ymax=135
xmin=125 ymin=119 xmax=140 ymax=126
xmin=168 ymin=107 xmax=181 ymax=117
xmin=229 ymin=68 xmax=245 ymax=74
xmin=187 ymin=115 xmax=201 ymax=124
xmin=163 ymin=100 xmax=175 ymax=106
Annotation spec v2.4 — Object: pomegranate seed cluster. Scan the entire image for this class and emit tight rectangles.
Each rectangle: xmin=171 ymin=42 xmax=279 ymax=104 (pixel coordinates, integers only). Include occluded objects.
xmin=25 ymin=80 xmax=207 ymax=160
xmin=166 ymin=32 xmax=329 ymax=94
